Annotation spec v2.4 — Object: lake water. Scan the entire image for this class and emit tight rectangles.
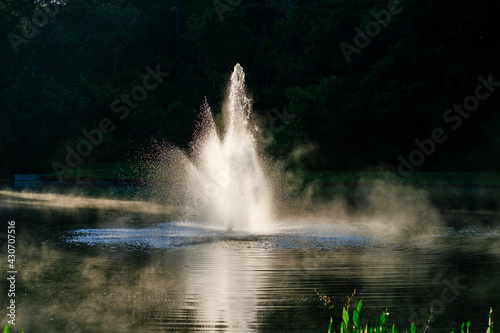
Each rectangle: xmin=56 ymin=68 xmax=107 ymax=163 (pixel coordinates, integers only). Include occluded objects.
xmin=1 ymin=184 xmax=499 ymax=332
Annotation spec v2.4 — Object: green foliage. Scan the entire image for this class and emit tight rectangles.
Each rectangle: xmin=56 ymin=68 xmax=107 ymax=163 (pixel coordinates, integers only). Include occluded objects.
xmin=353 ymin=301 xmax=364 ymax=329
xmin=317 ymin=291 xmax=494 ymax=333
xmin=3 ymin=323 xmax=24 ymax=333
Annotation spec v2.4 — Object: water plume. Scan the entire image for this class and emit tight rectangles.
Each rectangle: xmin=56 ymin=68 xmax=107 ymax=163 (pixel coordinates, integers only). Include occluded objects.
xmin=144 ymin=64 xmax=273 ymax=232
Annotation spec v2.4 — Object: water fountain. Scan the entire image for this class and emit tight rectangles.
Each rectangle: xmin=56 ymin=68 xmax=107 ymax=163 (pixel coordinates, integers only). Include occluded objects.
xmin=161 ymin=63 xmax=273 ymax=233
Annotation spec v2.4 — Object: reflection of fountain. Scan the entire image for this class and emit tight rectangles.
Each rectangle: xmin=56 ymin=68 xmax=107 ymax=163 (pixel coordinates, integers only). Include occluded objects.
xmin=161 ymin=64 xmax=273 ymax=232
xmin=184 ymin=243 xmax=264 ymax=331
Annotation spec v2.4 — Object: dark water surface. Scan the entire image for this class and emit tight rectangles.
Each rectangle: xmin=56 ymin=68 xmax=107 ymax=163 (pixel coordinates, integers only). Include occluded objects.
xmin=1 ymin=186 xmax=499 ymax=333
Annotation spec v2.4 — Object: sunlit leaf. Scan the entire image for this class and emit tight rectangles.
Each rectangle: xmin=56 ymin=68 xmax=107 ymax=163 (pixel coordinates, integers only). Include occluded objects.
xmin=354 ymin=310 xmax=360 ymax=328
xmin=343 ymin=307 xmax=349 ymax=326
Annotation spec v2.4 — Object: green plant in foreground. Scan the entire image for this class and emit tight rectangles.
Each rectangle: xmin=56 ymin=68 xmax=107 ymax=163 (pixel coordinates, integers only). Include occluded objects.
xmin=317 ymin=291 xmax=494 ymax=333
xmin=3 ymin=324 xmax=23 ymax=333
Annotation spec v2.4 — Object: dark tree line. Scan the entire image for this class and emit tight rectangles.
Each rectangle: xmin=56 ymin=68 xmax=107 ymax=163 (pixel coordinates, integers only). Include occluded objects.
xmin=0 ymin=0 xmax=499 ymax=178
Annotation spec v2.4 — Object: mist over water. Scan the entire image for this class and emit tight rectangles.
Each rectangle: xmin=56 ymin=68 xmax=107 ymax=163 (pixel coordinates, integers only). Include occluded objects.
xmin=0 ymin=63 xmax=464 ymax=238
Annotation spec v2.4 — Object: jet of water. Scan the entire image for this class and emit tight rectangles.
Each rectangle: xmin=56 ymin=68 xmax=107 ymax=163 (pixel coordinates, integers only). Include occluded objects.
xmin=168 ymin=64 xmax=273 ymax=232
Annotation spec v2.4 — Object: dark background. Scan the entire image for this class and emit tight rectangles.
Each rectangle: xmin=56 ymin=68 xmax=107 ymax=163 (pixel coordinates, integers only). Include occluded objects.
xmin=1 ymin=0 xmax=499 ymax=178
